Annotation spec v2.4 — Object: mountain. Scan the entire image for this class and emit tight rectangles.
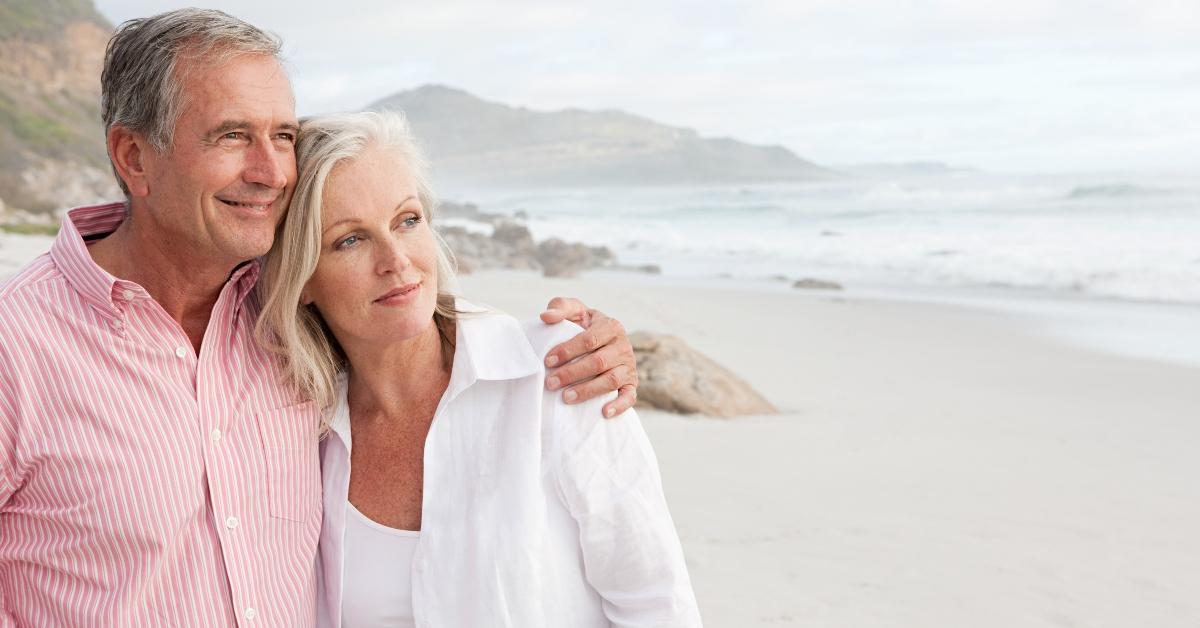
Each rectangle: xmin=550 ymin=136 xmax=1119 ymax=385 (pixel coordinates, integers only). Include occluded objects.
xmin=369 ymin=85 xmax=832 ymax=187
xmin=0 ymin=0 xmax=118 ymax=215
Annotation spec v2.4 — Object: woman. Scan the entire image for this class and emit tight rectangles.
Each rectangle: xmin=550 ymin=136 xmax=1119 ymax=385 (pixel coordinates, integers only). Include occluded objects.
xmin=257 ymin=111 xmax=702 ymax=627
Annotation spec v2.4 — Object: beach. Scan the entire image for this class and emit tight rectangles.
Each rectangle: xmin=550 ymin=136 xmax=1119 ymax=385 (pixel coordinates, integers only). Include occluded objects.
xmin=459 ymin=269 xmax=1200 ymax=628
xmin=3 ymin=231 xmax=1198 ymax=626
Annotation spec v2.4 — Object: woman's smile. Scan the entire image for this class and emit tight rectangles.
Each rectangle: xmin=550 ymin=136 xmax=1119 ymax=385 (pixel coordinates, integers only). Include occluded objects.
xmin=374 ymin=281 xmax=422 ymax=306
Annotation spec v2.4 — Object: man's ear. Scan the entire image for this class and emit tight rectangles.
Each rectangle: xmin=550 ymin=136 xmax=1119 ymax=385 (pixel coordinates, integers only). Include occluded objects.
xmin=107 ymin=125 xmax=153 ymax=197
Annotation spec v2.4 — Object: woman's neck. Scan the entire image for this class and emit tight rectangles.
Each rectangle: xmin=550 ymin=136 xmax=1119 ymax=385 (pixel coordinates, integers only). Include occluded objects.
xmin=342 ymin=317 xmax=454 ymax=423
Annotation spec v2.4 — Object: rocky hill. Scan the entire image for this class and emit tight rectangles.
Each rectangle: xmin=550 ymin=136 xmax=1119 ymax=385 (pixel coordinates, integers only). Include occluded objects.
xmin=370 ymin=85 xmax=832 ymax=187
xmin=0 ymin=0 xmax=118 ymax=217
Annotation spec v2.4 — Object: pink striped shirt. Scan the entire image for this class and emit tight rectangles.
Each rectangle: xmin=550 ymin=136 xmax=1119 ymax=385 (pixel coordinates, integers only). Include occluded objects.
xmin=0 ymin=203 xmax=321 ymax=627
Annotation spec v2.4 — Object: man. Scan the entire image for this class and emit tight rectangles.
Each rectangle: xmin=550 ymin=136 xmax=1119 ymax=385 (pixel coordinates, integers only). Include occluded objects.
xmin=0 ymin=9 xmax=638 ymax=626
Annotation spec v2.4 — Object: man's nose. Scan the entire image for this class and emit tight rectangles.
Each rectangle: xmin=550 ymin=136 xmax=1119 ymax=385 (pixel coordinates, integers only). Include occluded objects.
xmin=244 ymin=139 xmax=291 ymax=190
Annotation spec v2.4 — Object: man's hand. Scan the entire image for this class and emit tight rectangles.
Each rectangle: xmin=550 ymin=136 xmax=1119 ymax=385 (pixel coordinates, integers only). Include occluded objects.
xmin=540 ymin=297 xmax=638 ymax=419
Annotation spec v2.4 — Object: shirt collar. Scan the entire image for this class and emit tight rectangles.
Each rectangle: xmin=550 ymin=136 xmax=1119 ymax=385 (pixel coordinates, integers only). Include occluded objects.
xmin=451 ymin=298 xmax=542 ymax=384
xmin=328 ymin=298 xmax=542 ymax=449
xmin=49 ymin=202 xmax=263 ymax=317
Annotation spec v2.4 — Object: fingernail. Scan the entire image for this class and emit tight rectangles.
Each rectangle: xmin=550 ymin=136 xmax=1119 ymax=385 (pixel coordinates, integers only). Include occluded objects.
xmin=545 ymin=355 xmax=559 ymax=367
xmin=547 ymin=377 xmax=560 ymax=390
xmin=605 ymin=407 xmax=615 ymax=418
xmin=564 ymin=390 xmax=578 ymax=402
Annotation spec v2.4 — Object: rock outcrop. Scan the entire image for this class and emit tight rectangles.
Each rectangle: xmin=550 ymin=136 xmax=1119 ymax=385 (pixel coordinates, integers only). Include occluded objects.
xmin=630 ymin=331 xmax=776 ymax=418
xmin=438 ymin=220 xmax=615 ymax=278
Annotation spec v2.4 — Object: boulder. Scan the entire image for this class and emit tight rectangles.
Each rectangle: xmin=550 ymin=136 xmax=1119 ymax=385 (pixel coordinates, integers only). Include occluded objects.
xmin=631 ymin=331 xmax=776 ymax=418
xmin=535 ymin=238 xmax=614 ymax=278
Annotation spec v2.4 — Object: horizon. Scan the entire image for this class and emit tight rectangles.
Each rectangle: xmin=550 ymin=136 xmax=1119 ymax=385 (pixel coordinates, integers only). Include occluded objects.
xmin=89 ymin=1 xmax=1200 ymax=176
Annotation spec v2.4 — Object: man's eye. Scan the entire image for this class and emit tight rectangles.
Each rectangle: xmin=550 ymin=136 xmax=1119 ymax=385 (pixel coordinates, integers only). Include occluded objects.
xmin=221 ymin=131 xmax=246 ymax=141
xmin=275 ymin=132 xmax=296 ymax=143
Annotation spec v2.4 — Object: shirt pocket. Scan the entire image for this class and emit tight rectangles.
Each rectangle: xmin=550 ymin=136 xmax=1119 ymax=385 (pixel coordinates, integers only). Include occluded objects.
xmin=255 ymin=401 xmax=322 ymax=522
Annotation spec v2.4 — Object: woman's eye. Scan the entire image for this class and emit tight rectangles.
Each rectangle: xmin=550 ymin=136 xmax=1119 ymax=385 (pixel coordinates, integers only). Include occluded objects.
xmin=400 ymin=214 xmax=423 ymax=228
xmin=335 ymin=235 xmax=360 ymax=249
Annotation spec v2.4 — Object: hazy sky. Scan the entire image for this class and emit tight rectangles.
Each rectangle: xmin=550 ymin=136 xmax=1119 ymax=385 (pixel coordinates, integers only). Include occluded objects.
xmin=93 ymin=1 xmax=1200 ymax=174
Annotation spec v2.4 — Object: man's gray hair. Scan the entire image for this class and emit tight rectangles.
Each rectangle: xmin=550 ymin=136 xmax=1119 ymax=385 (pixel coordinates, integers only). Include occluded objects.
xmin=101 ymin=8 xmax=284 ymax=194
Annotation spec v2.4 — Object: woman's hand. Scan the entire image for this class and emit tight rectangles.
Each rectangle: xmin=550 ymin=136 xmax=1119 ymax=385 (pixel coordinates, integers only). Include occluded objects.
xmin=539 ymin=297 xmax=639 ymax=419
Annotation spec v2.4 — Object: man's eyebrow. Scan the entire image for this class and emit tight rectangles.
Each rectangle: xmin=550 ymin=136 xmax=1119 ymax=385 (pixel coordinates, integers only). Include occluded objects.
xmin=206 ymin=120 xmax=251 ymax=137
xmin=204 ymin=120 xmax=301 ymax=137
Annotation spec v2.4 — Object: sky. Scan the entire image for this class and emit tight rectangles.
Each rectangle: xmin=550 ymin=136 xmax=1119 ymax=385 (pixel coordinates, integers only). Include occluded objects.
xmin=93 ymin=1 xmax=1200 ymax=174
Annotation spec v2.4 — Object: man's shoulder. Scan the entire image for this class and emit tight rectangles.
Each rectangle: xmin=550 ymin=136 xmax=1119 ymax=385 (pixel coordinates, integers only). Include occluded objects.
xmin=0 ymin=253 xmax=62 ymax=310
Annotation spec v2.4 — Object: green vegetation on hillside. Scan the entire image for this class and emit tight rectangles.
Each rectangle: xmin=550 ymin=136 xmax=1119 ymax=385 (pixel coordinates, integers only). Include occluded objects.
xmin=0 ymin=0 xmax=110 ymax=40
xmin=0 ymin=222 xmax=59 ymax=236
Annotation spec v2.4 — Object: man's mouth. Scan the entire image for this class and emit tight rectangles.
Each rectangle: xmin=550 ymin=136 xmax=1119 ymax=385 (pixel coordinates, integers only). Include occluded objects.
xmin=218 ymin=198 xmax=273 ymax=212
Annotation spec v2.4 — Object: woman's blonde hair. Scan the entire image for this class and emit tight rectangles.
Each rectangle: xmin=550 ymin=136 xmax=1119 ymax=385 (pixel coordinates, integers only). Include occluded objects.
xmin=255 ymin=110 xmax=460 ymax=417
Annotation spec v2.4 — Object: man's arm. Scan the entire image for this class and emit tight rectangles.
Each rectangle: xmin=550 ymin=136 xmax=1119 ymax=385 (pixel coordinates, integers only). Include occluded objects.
xmin=539 ymin=297 xmax=639 ymax=419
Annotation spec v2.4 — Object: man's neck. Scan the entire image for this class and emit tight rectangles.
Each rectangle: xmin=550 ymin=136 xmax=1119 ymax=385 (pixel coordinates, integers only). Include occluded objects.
xmin=88 ymin=215 xmax=243 ymax=351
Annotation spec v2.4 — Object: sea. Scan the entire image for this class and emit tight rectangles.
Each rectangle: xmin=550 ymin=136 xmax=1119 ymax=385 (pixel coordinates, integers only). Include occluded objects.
xmin=443 ymin=171 xmax=1200 ymax=367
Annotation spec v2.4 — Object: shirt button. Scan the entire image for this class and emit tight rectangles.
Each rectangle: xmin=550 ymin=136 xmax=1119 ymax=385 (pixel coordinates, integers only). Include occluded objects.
xmin=210 ymin=428 xmax=222 ymax=442
xmin=225 ymin=516 xmax=239 ymax=530
xmin=121 ymin=289 xmax=135 ymax=301
xmin=244 ymin=607 xmax=257 ymax=620
xmin=174 ymin=346 xmax=188 ymax=359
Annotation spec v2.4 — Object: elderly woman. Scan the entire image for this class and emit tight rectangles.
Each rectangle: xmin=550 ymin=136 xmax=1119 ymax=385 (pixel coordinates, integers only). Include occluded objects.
xmin=257 ymin=111 xmax=701 ymax=627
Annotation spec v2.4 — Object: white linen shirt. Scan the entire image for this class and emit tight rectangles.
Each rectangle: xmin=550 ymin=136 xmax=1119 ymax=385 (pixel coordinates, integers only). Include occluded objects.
xmin=315 ymin=304 xmax=702 ymax=628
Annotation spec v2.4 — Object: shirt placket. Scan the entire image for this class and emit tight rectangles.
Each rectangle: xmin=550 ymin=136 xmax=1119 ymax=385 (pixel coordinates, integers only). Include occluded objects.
xmin=197 ymin=285 xmax=261 ymax=627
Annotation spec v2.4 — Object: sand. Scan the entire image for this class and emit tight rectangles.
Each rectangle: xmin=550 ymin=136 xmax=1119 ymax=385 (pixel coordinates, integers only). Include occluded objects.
xmin=459 ymin=270 xmax=1200 ymax=628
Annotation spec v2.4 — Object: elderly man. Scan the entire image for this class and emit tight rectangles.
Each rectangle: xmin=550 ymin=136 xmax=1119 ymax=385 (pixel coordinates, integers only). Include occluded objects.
xmin=0 ymin=9 xmax=638 ymax=627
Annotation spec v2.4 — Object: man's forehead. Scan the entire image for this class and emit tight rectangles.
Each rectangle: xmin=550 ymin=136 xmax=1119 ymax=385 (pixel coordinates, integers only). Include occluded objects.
xmin=176 ymin=53 xmax=298 ymax=125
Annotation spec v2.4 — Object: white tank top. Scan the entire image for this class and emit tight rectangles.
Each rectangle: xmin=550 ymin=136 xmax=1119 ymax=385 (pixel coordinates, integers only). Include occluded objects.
xmin=341 ymin=501 xmax=420 ymax=628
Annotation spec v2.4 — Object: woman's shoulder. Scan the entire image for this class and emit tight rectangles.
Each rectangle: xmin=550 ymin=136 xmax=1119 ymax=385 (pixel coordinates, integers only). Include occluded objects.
xmin=520 ymin=317 xmax=584 ymax=362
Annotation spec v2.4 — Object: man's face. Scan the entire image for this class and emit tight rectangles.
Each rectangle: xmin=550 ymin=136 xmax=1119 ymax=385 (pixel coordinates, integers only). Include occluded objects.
xmin=139 ymin=53 xmax=298 ymax=268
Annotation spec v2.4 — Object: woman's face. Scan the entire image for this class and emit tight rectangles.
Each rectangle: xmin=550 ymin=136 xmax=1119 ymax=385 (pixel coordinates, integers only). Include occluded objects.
xmin=301 ymin=144 xmax=439 ymax=350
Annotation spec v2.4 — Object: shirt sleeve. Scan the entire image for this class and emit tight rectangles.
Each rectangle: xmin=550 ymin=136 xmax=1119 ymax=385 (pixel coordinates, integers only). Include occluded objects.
xmin=545 ymin=389 xmax=704 ymax=627
xmin=0 ymin=346 xmax=18 ymax=507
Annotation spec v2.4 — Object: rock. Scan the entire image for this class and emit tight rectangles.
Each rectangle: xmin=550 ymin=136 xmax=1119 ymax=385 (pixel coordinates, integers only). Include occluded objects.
xmin=535 ymin=238 xmax=614 ymax=278
xmin=439 ymin=200 xmax=508 ymax=224
xmin=490 ymin=221 xmax=535 ymax=249
xmin=435 ymin=212 xmax=616 ymax=277
xmin=793 ymin=278 xmax=842 ymax=291
xmin=630 ymin=331 xmax=777 ymax=418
